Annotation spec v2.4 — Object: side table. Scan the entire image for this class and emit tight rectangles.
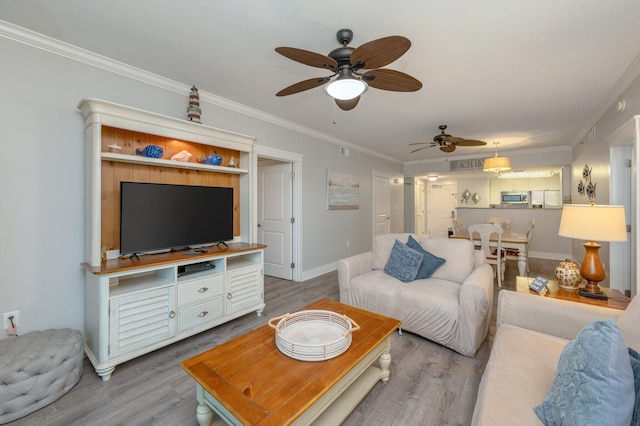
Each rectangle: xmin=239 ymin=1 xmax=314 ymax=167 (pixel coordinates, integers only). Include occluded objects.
xmin=515 ymin=276 xmax=630 ymax=310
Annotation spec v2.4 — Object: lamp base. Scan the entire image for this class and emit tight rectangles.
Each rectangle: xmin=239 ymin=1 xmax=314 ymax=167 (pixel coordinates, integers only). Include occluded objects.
xmin=579 ymin=288 xmax=608 ymax=300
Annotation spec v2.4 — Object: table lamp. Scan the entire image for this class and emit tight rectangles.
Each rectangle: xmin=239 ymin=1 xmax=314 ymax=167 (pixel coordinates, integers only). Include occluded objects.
xmin=558 ymin=202 xmax=627 ymax=298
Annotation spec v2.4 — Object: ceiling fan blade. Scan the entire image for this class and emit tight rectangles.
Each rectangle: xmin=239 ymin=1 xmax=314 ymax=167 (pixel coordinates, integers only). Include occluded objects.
xmin=351 ymin=36 xmax=411 ymax=69
xmin=410 ymin=145 xmax=431 ymax=153
xmin=335 ymin=97 xmax=360 ymax=111
xmin=275 ymin=47 xmax=338 ymax=70
xmin=276 ymin=77 xmax=330 ymax=96
xmin=363 ymin=69 xmax=422 ymax=92
xmin=440 ymin=145 xmax=457 ymax=153
xmin=456 ymin=139 xmax=488 ymax=146
xmin=408 ymin=142 xmax=434 ymax=146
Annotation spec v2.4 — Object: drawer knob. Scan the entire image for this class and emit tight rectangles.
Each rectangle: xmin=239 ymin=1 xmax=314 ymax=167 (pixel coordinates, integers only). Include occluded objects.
xmin=169 ymin=310 xmax=176 ymax=319
xmin=227 ymin=292 xmax=232 ymax=299
xmin=197 ymin=287 xmax=209 ymax=293
xmin=197 ymin=311 xmax=209 ymax=318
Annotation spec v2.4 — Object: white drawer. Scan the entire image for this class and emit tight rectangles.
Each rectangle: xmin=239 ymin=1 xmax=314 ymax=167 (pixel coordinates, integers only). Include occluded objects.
xmin=178 ymin=298 xmax=224 ymax=333
xmin=178 ymin=275 xmax=224 ymax=307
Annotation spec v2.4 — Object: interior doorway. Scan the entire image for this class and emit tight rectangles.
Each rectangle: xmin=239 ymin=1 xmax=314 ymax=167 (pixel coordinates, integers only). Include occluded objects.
xmin=415 ymin=179 xmax=426 ymax=235
xmin=255 ymin=146 xmax=302 ymax=282
xmin=373 ymin=171 xmax=391 ymax=238
xmin=608 ymin=119 xmax=635 ymax=297
xmin=427 ymin=182 xmax=457 ymax=238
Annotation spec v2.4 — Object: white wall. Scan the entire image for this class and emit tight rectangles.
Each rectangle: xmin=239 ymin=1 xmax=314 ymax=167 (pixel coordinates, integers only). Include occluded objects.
xmin=570 ymin=65 xmax=640 ymax=291
xmin=0 ymin=30 xmax=403 ymax=337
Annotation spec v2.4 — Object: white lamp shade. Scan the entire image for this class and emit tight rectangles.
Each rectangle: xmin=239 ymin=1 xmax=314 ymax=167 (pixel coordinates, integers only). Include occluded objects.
xmin=324 ymin=78 xmax=368 ymax=100
xmin=558 ymin=204 xmax=627 ymax=242
xmin=483 ymin=156 xmax=511 ymax=172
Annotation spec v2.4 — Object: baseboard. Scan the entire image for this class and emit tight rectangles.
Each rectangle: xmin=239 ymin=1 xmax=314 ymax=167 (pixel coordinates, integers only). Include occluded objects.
xmin=300 ymin=262 xmax=337 ymax=282
xmin=527 ymin=251 xmax=570 ymax=261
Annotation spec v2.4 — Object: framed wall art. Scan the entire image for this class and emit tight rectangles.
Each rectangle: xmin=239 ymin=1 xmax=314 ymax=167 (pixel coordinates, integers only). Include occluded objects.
xmin=327 ymin=169 xmax=359 ymax=210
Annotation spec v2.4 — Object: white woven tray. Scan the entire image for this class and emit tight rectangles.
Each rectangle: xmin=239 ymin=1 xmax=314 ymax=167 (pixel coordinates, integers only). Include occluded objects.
xmin=268 ymin=310 xmax=360 ymax=361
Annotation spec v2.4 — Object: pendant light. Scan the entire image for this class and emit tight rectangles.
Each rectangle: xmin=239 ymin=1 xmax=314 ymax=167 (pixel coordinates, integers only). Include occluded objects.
xmin=483 ymin=142 xmax=511 ymax=173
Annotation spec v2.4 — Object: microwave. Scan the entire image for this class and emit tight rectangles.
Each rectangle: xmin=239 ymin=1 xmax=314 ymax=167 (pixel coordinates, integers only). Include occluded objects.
xmin=501 ymin=191 xmax=530 ymax=205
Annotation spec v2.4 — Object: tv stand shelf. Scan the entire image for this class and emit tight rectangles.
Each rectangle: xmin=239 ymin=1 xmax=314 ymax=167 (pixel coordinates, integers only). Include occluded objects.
xmin=101 ymin=152 xmax=248 ymax=174
xmin=83 ymin=243 xmax=265 ymax=381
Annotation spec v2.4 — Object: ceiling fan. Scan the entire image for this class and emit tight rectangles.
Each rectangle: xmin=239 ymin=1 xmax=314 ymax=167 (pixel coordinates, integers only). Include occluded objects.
xmin=410 ymin=125 xmax=488 ymax=153
xmin=275 ymin=29 xmax=422 ymax=111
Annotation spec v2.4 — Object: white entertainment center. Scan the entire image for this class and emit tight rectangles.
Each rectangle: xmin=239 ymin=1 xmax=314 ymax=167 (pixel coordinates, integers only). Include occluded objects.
xmin=78 ymin=99 xmax=265 ymax=381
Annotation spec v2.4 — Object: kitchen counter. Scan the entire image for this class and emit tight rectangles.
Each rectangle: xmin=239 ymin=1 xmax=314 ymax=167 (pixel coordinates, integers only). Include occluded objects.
xmin=456 ymin=206 xmax=561 ymax=210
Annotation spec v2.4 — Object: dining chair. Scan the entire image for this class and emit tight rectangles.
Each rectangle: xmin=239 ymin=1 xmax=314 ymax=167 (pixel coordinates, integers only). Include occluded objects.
xmin=486 ymin=216 xmax=511 ymax=231
xmin=451 ymin=218 xmax=464 ymax=235
xmin=468 ymin=223 xmax=505 ymax=287
xmin=504 ymin=219 xmax=535 ymax=273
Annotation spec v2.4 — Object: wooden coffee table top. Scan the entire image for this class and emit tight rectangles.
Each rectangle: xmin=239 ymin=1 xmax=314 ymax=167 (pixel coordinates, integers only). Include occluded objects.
xmin=515 ymin=276 xmax=630 ymax=310
xmin=180 ymin=298 xmax=401 ymax=426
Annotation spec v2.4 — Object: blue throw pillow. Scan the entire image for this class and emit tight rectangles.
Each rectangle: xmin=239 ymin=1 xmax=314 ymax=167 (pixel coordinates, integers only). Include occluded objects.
xmin=533 ymin=320 xmax=634 ymax=426
xmin=629 ymin=347 xmax=640 ymax=425
xmin=383 ymin=240 xmax=424 ymax=283
xmin=406 ymin=235 xmax=446 ymax=279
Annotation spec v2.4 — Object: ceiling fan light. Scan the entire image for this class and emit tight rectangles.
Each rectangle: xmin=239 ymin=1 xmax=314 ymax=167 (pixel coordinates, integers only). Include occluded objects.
xmin=483 ymin=156 xmax=512 ymax=173
xmin=324 ymin=78 xmax=368 ymax=100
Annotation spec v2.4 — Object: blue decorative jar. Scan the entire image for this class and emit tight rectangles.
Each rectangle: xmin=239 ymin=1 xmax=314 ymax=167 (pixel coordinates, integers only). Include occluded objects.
xmin=198 ymin=154 xmax=222 ymax=166
xmin=135 ymin=145 xmax=163 ymax=158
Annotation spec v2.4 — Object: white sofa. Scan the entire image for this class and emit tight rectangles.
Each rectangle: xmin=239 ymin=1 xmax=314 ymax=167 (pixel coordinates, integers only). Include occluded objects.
xmin=337 ymin=233 xmax=494 ymax=357
xmin=472 ymin=290 xmax=640 ymax=425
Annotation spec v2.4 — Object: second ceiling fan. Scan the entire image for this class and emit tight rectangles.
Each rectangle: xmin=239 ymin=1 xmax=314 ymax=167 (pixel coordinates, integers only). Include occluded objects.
xmin=410 ymin=125 xmax=487 ymax=153
xmin=275 ymin=29 xmax=422 ymax=111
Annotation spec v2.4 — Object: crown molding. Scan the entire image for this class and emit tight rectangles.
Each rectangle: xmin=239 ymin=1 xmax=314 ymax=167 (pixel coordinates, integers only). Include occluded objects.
xmin=0 ymin=20 xmax=401 ymax=165
xmin=572 ymin=50 xmax=640 ymax=146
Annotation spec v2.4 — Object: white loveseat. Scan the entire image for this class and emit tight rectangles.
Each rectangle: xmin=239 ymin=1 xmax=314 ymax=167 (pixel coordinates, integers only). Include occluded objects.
xmin=337 ymin=233 xmax=494 ymax=357
xmin=472 ymin=290 xmax=640 ymax=425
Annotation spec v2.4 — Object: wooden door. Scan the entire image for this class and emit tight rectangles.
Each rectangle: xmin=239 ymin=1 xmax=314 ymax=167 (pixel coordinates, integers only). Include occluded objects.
xmin=373 ymin=173 xmax=390 ymax=237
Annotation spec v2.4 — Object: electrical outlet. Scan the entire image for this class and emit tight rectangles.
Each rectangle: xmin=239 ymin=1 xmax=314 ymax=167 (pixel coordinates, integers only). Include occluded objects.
xmin=3 ymin=311 xmax=19 ymax=330
xmin=346 ymin=240 xmax=350 ymax=248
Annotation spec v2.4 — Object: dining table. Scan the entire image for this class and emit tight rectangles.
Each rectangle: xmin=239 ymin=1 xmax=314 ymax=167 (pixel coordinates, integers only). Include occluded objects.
xmin=450 ymin=228 xmax=529 ymax=276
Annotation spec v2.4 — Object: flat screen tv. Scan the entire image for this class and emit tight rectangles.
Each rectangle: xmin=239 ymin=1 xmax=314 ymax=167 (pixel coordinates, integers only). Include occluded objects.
xmin=119 ymin=182 xmax=234 ymax=255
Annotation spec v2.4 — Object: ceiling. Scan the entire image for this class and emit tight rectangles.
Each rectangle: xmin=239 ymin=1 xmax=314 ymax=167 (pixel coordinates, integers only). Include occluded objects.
xmin=3 ymin=1 xmax=640 ymax=163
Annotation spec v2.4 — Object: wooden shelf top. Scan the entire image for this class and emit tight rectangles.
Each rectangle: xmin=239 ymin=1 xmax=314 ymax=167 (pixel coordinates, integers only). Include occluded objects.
xmin=82 ymin=242 xmax=266 ymax=275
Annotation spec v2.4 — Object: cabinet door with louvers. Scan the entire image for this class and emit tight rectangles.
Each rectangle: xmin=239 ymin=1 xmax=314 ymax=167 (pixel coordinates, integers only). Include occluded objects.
xmin=109 ymin=286 xmax=176 ymax=358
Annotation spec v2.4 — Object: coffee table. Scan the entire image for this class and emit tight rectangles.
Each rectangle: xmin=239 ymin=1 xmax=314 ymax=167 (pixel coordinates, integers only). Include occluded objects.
xmin=181 ymin=298 xmax=402 ymax=425
xmin=515 ymin=276 xmax=630 ymax=310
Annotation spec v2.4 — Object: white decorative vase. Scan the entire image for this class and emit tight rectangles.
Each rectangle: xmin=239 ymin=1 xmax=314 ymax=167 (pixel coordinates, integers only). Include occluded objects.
xmin=554 ymin=259 xmax=582 ymax=290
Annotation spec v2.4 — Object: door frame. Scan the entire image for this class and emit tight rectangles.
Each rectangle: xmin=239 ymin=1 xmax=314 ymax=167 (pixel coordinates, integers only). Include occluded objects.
xmin=253 ymin=145 xmax=303 ymax=282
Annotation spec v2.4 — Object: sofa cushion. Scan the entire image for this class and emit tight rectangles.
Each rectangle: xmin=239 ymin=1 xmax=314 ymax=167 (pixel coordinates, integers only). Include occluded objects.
xmin=349 ymin=270 xmax=460 ymax=349
xmin=472 ymin=324 xmax=567 ymax=425
xmin=372 ymin=233 xmax=417 ymax=270
xmin=406 ymin=235 xmax=446 ymax=279
xmin=616 ymin=294 xmax=640 ymax=352
xmin=533 ymin=320 xmax=634 ymax=426
xmin=383 ymin=240 xmax=423 ymax=283
xmin=628 ymin=347 xmax=640 ymax=426
xmin=420 ymin=237 xmax=475 ymax=284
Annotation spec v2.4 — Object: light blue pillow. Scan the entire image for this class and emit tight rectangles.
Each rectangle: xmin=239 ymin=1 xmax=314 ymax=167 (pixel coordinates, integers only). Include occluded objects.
xmin=406 ymin=235 xmax=446 ymax=279
xmin=383 ymin=240 xmax=424 ymax=283
xmin=533 ymin=320 xmax=634 ymax=426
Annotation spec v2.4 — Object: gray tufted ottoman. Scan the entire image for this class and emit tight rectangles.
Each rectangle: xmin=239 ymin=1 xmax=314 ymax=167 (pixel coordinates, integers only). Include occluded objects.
xmin=0 ymin=328 xmax=84 ymax=424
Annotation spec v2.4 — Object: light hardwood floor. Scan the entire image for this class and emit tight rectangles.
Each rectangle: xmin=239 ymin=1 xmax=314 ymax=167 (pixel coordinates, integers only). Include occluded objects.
xmin=11 ymin=258 xmax=557 ymax=426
